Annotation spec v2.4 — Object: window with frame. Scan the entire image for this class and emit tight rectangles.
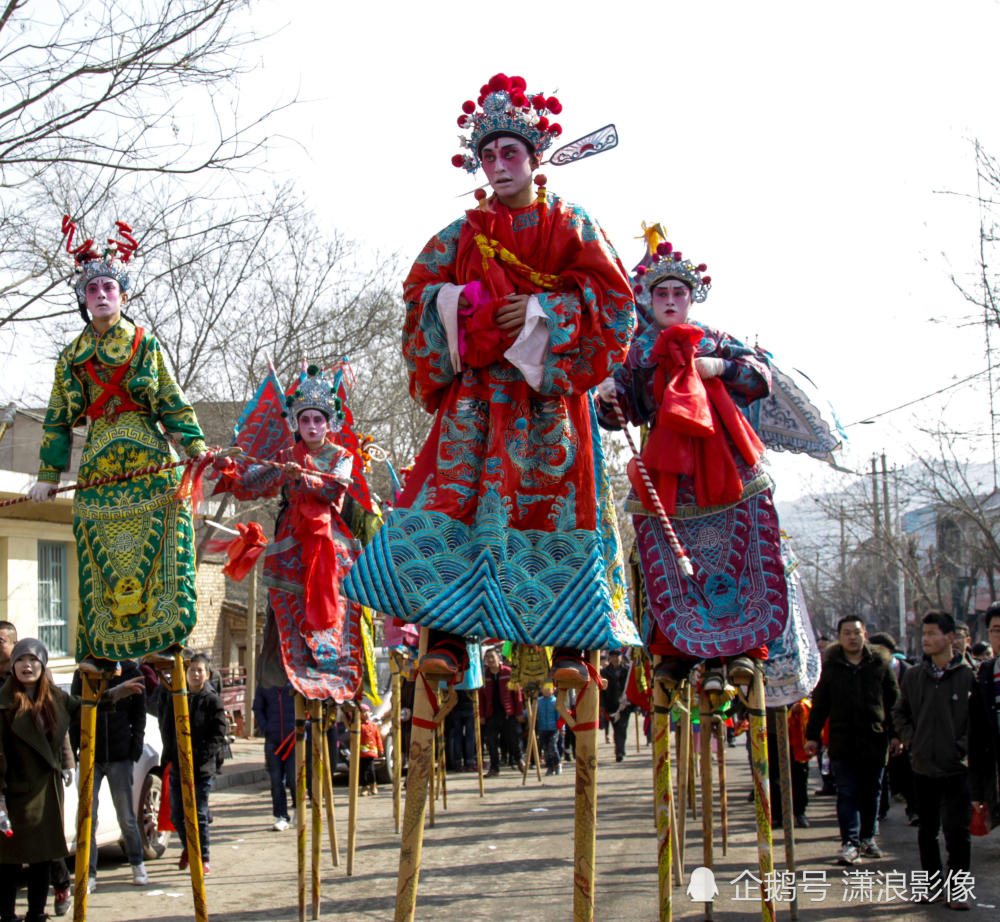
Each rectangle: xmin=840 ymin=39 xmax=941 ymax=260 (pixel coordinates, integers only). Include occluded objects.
xmin=37 ymin=540 xmax=68 ymax=656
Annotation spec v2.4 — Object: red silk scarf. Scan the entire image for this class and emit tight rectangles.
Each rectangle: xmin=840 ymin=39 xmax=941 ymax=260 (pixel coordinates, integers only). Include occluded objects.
xmin=633 ymin=323 xmax=764 ymax=513
xmin=289 ymin=441 xmax=342 ymax=634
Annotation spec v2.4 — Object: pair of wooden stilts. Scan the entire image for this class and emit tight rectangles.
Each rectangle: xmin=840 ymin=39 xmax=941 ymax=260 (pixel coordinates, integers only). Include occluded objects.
xmin=396 ymin=633 xmax=601 ymax=922
xmin=73 ymin=647 xmax=209 ymax=922
xmin=653 ymin=659 xmax=797 ymax=922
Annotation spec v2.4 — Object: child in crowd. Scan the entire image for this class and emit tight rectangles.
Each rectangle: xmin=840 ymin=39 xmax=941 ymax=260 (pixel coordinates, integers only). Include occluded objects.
xmin=536 ymin=684 xmax=561 ymax=776
xmin=358 ymin=704 xmax=384 ymax=796
xmin=160 ymin=653 xmax=226 ymax=873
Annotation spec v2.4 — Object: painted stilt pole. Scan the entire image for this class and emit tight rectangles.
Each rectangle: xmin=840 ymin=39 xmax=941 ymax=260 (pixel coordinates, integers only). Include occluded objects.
xmin=169 ymin=648 xmax=208 ymax=922
xmin=652 ymin=663 xmax=674 ymax=922
xmin=310 ymin=700 xmax=322 ymax=919
xmin=473 ymin=693 xmax=485 ymax=797
xmin=295 ymin=694 xmax=307 ymax=922
xmin=555 ymin=650 xmax=601 ymax=922
xmin=676 ymin=684 xmax=691 ymax=872
xmin=699 ymin=691 xmax=715 ymax=921
xmin=395 ymin=629 xmax=437 ymax=922
xmin=391 ymin=654 xmax=403 ymax=831
xmin=635 ymin=709 xmax=641 ymax=754
xmin=688 ymin=719 xmax=698 ymax=820
xmin=72 ymin=662 xmax=107 ymax=922
xmin=321 ymin=705 xmax=340 ymax=867
xmin=776 ymin=705 xmax=799 ymax=920
xmin=747 ymin=668 xmax=776 ymax=922
xmin=347 ymin=702 xmax=361 ymax=875
xmin=714 ymin=715 xmax=729 ymax=856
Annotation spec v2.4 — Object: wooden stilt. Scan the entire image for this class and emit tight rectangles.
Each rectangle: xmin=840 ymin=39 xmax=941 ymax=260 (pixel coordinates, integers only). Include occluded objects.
xmin=321 ymin=705 xmax=340 ymax=867
xmin=436 ymin=689 xmax=448 ymax=810
xmin=747 ymin=669 xmax=776 ymax=922
xmin=652 ymin=663 xmax=674 ymax=922
xmin=714 ymin=715 xmax=729 ymax=856
xmin=530 ymin=697 xmax=543 ymax=782
xmin=347 ymin=701 xmax=361 ymax=876
xmin=676 ymin=684 xmax=691 ymax=872
xmin=391 ymin=654 xmax=403 ymax=831
xmin=72 ymin=663 xmax=107 ymax=922
xmin=522 ymin=692 xmax=538 ymax=785
xmin=473 ymin=692 xmax=484 ymax=797
xmin=776 ymin=705 xmax=799 ymax=920
xmin=688 ymin=716 xmax=698 ymax=820
xmin=310 ymin=700 xmax=322 ymax=919
xmin=295 ymin=694 xmax=307 ymax=922
xmin=428 ymin=712 xmax=437 ymax=827
xmin=635 ymin=708 xmax=642 ymax=754
xmin=395 ymin=629 xmax=436 ymax=922
xmin=554 ymin=651 xmax=600 ymax=922
xmin=699 ymin=691 xmax=715 ymax=921
xmin=169 ymin=648 xmax=208 ymax=922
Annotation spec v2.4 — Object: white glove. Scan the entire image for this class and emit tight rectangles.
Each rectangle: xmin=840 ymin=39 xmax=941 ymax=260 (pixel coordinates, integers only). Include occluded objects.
xmin=596 ymin=377 xmax=617 ymax=402
xmin=27 ymin=481 xmax=57 ymax=503
xmin=695 ymin=357 xmax=725 ymax=379
xmin=62 ymin=770 xmax=74 ymax=787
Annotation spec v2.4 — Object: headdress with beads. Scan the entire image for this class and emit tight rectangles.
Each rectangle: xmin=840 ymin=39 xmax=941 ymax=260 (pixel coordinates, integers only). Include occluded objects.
xmin=452 ymin=73 xmax=564 ymax=175
xmin=631 ymin=222 xmax=712 ymax=309
xmin=61 ymin=215 xmax=138 ymax=307
xmin=283 ymin=365 xmax=345 ymax=429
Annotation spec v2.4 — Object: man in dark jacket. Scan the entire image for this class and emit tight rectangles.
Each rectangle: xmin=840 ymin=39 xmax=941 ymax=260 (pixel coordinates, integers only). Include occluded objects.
xmin=479 ymin=648 xmax=524 ymax=776
xmin=252 ymin=682 xmax=296 ymax=830
xmin=601 ymin=650 xmax=632 ymax=762
xmin=894 ymin=610 xmax=977 ymax=910
xmin=70 ymin=658 xmax=147 ymax=890
xmin=805 ymin=616 xmax=898 ymax=866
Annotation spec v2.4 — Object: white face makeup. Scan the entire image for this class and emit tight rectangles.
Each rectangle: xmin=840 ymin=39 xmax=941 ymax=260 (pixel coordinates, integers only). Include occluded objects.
xmin=85 ymin=276 xmax=124 ymax=329
xmin=296 ymin=409 xmax=329 ymax=450
xmin=650 ymin=279 xmax=692 ymax=329
xmin=480 ymin=136 xmax=535 ymax=206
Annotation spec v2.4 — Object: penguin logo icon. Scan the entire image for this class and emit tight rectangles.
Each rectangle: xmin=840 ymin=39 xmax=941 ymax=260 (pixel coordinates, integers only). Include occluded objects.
xmin=687 ymin=866 xmax=719 ymax=901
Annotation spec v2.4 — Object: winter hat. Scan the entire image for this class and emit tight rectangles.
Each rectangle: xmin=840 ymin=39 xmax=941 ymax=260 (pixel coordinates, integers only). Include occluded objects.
xmin=11 ymin=637 xmax=48 ymax=668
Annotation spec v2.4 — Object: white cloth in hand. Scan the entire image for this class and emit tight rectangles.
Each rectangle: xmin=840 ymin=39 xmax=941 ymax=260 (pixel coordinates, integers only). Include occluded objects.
xmin=695 ymin=357 xmax=725 ymax=379
xmin=596 ymin=376 xmax=617 ymax=402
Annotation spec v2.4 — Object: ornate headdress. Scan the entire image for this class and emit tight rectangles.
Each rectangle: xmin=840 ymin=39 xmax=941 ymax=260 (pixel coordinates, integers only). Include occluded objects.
xmin=62 ymin=215 xmax=138 ymax=307
xmin=283 ymin=365 xmax=345 ymax=429
xmin=452 ymin=73 xmax=564 ymax=174
xmin=631 ymin=223 xmax=712 ymax=309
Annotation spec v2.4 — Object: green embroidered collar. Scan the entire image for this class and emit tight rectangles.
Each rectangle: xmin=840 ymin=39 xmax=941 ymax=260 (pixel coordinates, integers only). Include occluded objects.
xmin=69 ymin=317 xmax=138 ymax=367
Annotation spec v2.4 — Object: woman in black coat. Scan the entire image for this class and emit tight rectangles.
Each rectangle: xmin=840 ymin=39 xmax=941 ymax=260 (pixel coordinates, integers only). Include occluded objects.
xmin=0 ymin=639 xmax=141 ymax=922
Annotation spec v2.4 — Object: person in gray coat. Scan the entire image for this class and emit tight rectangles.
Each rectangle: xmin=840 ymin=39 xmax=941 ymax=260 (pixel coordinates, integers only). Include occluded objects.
xmin=893 ymin=610 xmax=976 ymax=910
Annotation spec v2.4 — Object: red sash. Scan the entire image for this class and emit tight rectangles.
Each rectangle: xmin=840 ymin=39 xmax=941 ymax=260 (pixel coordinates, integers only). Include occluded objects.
xmin=633 ymin=324 xmax=764 ymax=513
xmin=84 ymin=326 xmax=144 ymax=421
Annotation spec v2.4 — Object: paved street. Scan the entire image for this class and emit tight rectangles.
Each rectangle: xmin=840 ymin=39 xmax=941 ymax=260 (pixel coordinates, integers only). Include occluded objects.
xmin=79 ymin=735 xmax=999 ymax=921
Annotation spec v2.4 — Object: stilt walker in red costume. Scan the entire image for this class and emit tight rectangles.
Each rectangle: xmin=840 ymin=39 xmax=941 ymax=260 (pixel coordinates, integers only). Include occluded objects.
xmin=344 ymin=73 xmax=638 ymax=921
xmin=596 ymin=229 xmax=789 ymax=921
xmin=213 ymin=365 xmax=365 ymax=920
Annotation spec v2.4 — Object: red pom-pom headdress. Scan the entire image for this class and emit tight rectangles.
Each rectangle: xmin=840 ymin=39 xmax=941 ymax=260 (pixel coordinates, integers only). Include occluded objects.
xmin=453 ymin=73 xmax=564 ymax=174
xmin=630 ymin=222 xmax=711 ymax=306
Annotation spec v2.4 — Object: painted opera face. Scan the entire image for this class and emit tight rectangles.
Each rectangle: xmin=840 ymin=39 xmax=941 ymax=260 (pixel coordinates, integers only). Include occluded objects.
xmin=296 ymin=409 xmax=329 ymax=451
xmin=480 ymin=136 xmax=536 ymax=207
xmin=650 ymin=278 xmax=692 ymax=329
xmin=85 ymin=276 xmax=125 ymax=327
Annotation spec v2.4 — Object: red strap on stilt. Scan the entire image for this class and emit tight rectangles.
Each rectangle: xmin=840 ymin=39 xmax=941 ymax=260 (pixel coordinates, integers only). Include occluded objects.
xmin=569 ymin=658 xmax=604 ymax=730
xmin=412 ymin=671 xmax=444 ymax=730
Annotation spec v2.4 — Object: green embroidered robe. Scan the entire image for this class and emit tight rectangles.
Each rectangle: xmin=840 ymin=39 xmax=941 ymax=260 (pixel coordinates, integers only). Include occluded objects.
xmin=38 ymin=318 xmax=206 ymax=660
